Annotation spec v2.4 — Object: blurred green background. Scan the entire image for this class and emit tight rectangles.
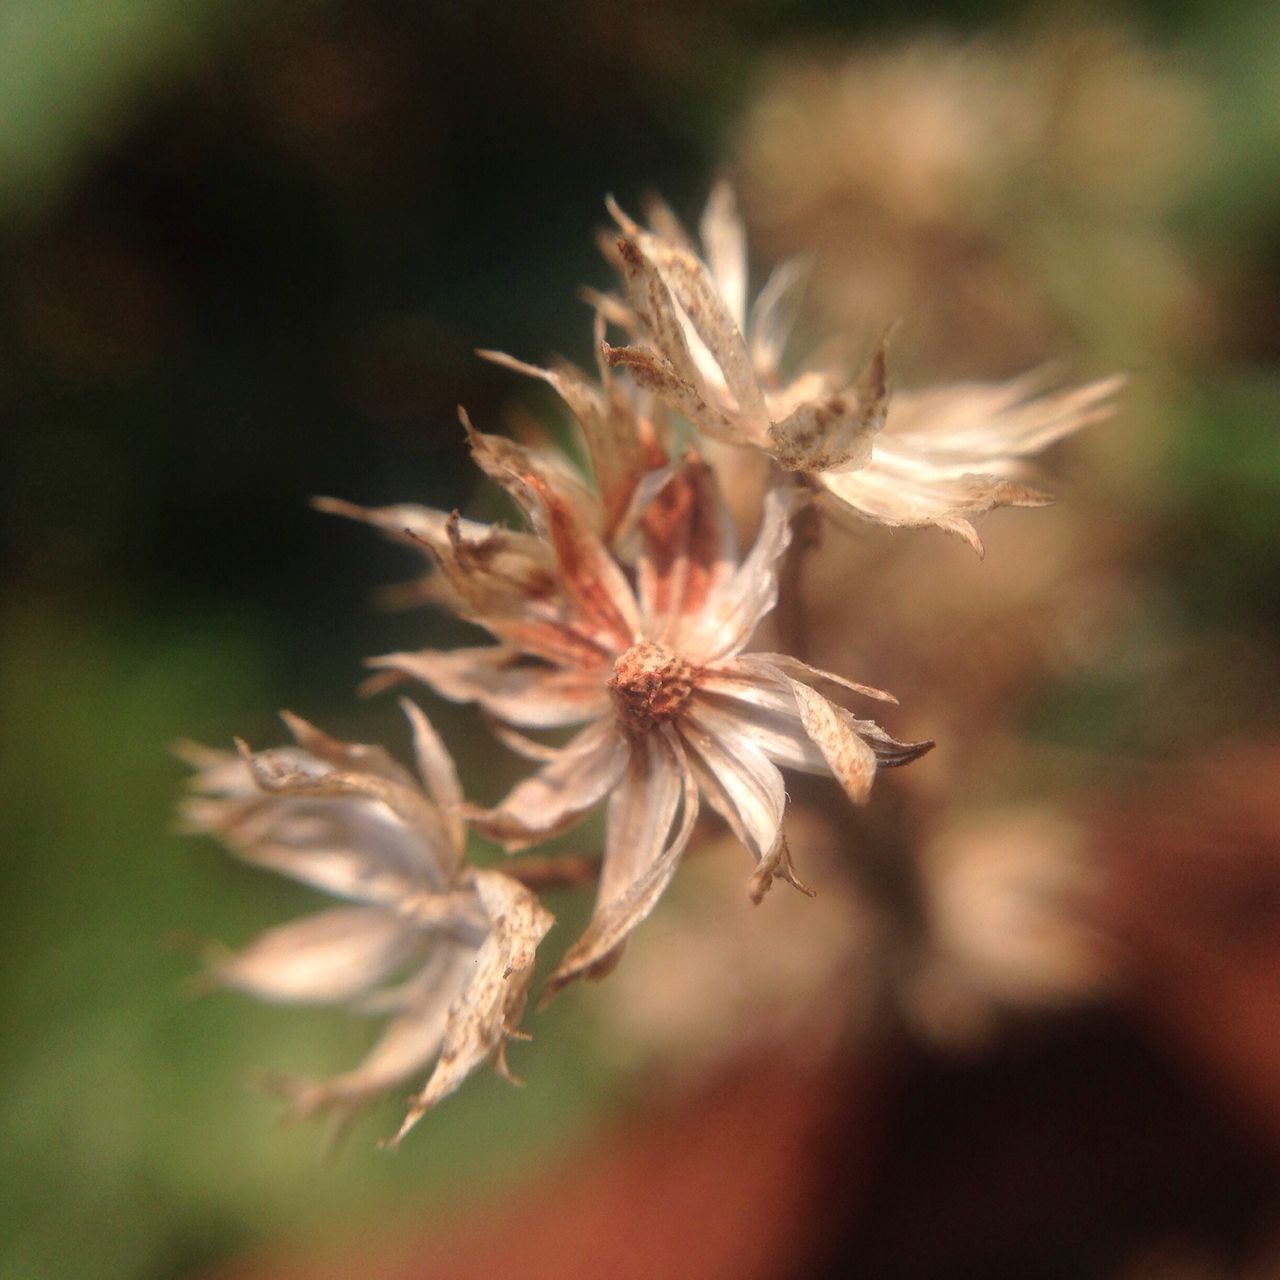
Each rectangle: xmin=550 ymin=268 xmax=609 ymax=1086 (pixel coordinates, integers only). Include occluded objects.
xmin=2 ymin=2 xmax=1279 ymax=1278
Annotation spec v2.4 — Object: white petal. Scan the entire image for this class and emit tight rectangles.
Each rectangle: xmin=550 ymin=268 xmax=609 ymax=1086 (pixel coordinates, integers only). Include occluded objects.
xmin=472 ymin=718 xmax=627 ymax=850
xmin=544 ymin=729 xmax=698 ymax=997
xmin=679 ymin=706 xmax=785 ymax=865
xmin=241 ymin=741 xmax=452 ymax=889
xmin=399 ymin=699 xmax=466 ymax=866
xmin=747 ymin=257 xmax=808 ymax=380
xmin=699 ymin=180 xmax=748 ymax=332
xmin=274 ymin=943 xmax=475 ymax=1116
xmin=367 ymin=647 xmax=609 ymax=728
xmin=819 ymin=372 xmax=1123 ymax=554
xmin=684 ymin=684 xmax=826 ymax=774
xmin=215 ymin=907 xmax=416 ymax=1004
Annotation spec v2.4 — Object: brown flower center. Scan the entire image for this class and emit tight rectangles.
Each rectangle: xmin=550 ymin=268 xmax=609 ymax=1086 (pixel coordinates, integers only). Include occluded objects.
xmin=608 ymin=641 xmax=695 ymax=731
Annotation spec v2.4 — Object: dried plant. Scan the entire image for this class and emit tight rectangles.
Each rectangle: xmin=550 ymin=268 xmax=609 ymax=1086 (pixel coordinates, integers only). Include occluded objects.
xmin=178 ymin=179 xmax=1120 ymax=1143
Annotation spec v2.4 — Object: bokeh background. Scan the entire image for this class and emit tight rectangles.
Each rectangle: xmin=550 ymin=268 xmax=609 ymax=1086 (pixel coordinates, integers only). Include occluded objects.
xmin=3 ymin=1 xmax=1280 ymax=1278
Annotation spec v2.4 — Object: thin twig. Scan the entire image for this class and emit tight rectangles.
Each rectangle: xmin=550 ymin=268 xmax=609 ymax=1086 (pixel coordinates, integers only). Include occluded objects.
xmin=503 ymin=853 xmax=601 ymax=890
xmin=776 ymin=491 xmax=824 ymax=663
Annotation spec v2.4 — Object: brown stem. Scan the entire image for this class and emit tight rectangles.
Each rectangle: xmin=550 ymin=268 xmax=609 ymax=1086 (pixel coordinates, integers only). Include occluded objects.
xmin=776 ymin=492 xmax=824 ymax=663
xmin=503 ymin=853 xmax=601 ymax=890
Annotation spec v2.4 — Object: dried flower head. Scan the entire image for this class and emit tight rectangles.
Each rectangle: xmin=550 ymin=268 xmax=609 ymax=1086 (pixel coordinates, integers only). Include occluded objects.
xmin=598 ymin=183 xmax=1122 ymax=553
xmin=336 ymin=423 xmax=931 ymax=999
xmin=178 ymin=702 xmax=552 ymax=1144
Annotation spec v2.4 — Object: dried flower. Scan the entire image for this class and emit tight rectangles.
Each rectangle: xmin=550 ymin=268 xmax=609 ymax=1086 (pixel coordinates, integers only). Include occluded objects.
xmin=178 ymin=702 xmax=552 ymax=1145
xmin=340 ymin=426 xmax=931 ymax=999
xmin=598 ymin=183 xmax=1122 ymax=553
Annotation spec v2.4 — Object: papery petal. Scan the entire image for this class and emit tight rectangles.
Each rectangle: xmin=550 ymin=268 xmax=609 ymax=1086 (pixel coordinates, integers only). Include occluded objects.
xmin=819 ymin=372 xmax=1122 ymax=554
xmin=780 ymin=680 xmax=879 ymax=805
xmin=677 ymin=484 xmax=796 ymax=662
xmin=240 ymin=740 xmax=453 ymax=888
xmin=679 ymin=706 xmax=786 ymax=868
xmin=607 ymin=210 xmax=710 ymax=396
xmin=604 ymin=343 xmax=746 ymax=446
xmin=636 ymin=456 xmax=736 ymax=643
xmin=462 ymin=411 xmax=640 ymax=647
xmin=885 ymin=372 xmax=1123 ymax=458
xmin=699 ymin=180 xmax=748 ymax=334
xmin=767 ymin=335 xmax=890 ymax=473
xmin=399 ymin=699 xmax=466 ymax=867
xmin=367 ymin=647 xmax=609 ymax=728
xmin=472 ymin=718 xmax=627 ymax=850
xmin=683 ymin=685 xmax=826 ymax=775
xmin=391 ymin=870 xmax=553 ymax=1144
xmin=213 ymin=907 xmax=416 ymax=1004
xmin=733 ymin=652 xmax=897 ymax=704
xmin=614 ymin=210 xmax=768 ymax=428
xmin=314 ymin=497 xmax=555 ymax=616
xmin=278 ymin=710 xmax=419 ymax=789
xmin=479 ymin=338 xmax=648 ymax=542
xmin=747 ymin=257 xmax=808 ymax=382
xmin=275 ymin=942 xmax=475 ymax=1117
xmin=736 ymin=657 xmax=934 ymax=774
xmin=819 ymin=460 xmax=1048 ymax=556
xmin=543 ymin=729 xmax=697 ymax=998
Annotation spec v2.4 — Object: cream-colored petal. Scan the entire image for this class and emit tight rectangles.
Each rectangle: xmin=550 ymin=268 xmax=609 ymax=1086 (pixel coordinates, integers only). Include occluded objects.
xmin=747 ymin=257 xmax=808 ymax=382
xmin=311 ymin=496 xmax=495 ymax=557
xmin=626 ymin=223 xmax=768 ymax=428
xmin=741 ymin=657 xmax=934 ymax=772
xmin=819 ymin=460 xmax=1047 ymax=555
xmin=275 ymin=942 xmax=475 ymax=1118
xmin=399 ymin=699 xmax=466 ymax=868
xmin=213 ymin=907 xmax=416 ymax=1005
xmin=607 ymin=205 xmax=710 ymax=396
xmin=367 ymin=647 xmax=609 ymax=728
xmin=278 ymin=710 xmax=419 ymax=789
xmin=604 ymin=343 xmax=747 ymax=446
xmin=391 ymin=870 xmax=553 ymax=1145
xmin=543 ymin=729 xmax=697 ymax=998
xmin=471 ymin=718 xmax=627 ymax=851
xmin=886 ymin=372 xmax=1123 ymax=458
xmin=733 ymin=651 xmax=897 ymax=704
xmin=684 ymin=686 xmax=826 ymax=775
xmin=781 ymin=679 xmax=879 ymax=805
xmin=699 ymin=180 xmax=748 ymax=334
xmin=240 ymin=740 xmax=453 ymax=888
xmin=679 ymin=707 xmax=786 ymax=870
xmin=819 ymin=372 xmax=1122 ymax=554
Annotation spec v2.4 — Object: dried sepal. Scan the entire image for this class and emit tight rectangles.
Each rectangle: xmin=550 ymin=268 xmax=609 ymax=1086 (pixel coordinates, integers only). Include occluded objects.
xmin=389 ymin=870 xmax=554 ymax=1146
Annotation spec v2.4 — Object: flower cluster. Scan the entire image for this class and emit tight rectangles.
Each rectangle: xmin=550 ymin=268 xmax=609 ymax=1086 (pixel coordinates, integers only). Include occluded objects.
xmin=180 ymin=182 xmax=1119 ymax=1143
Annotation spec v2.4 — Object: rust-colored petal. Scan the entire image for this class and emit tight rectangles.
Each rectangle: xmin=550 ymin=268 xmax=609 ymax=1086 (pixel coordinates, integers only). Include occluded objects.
xmin=678 ymin=484 xmax=796 ymax=663
xmin=636 ymin=456 xmax=736 ymax=643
